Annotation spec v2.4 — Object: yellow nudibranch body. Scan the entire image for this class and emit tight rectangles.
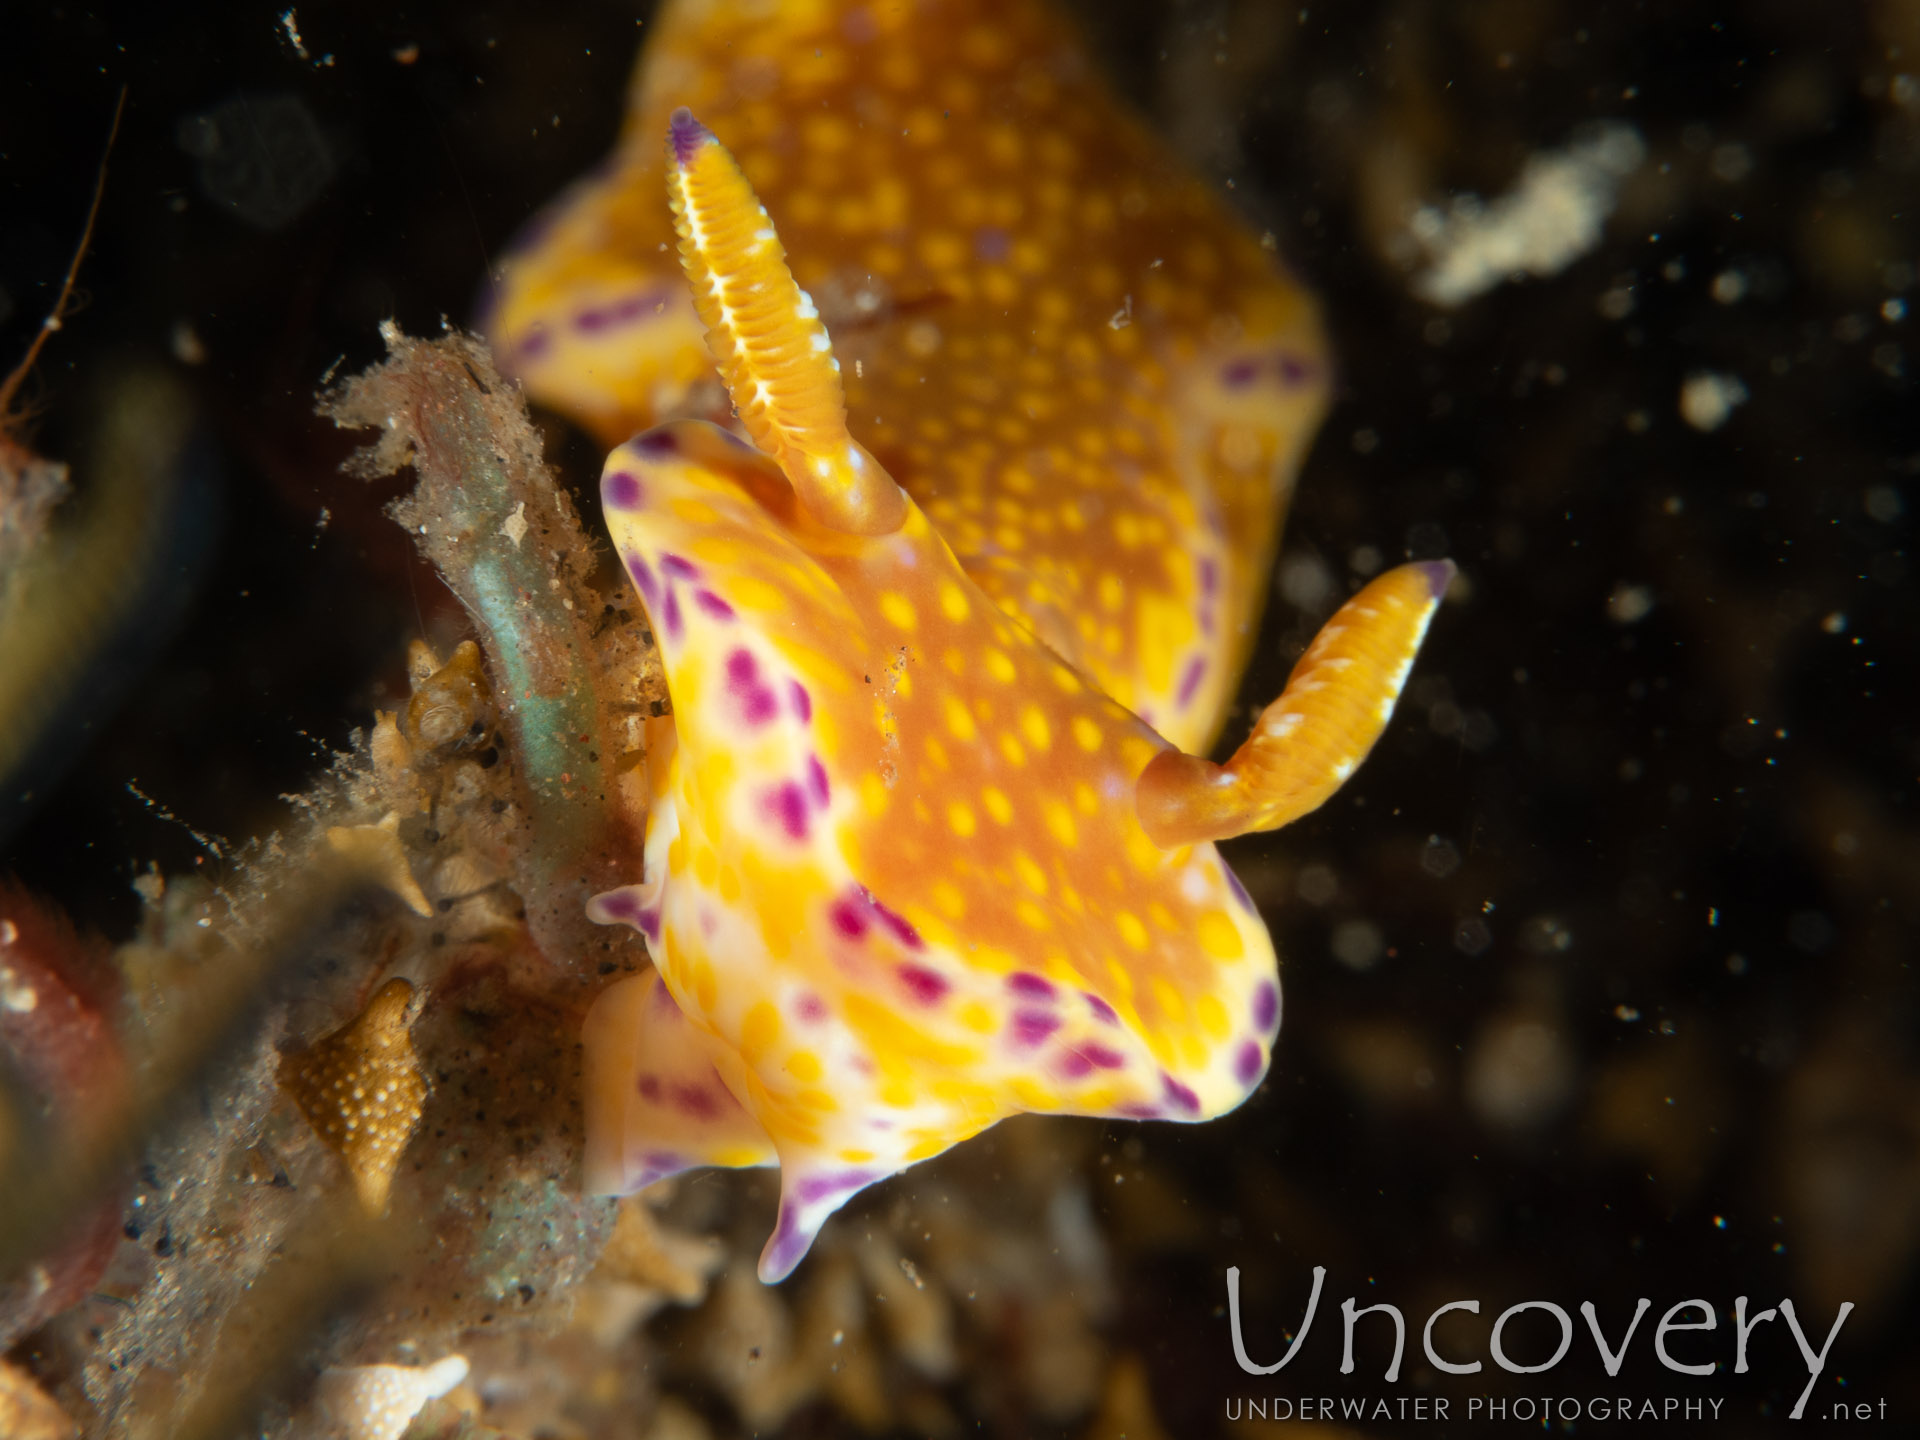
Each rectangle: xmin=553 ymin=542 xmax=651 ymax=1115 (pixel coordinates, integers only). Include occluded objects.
xmin=488 ymin=0 xmax=1450 ymax=1282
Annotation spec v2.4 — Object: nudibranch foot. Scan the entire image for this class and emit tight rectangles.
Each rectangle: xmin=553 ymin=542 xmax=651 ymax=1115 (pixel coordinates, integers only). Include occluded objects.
xmin=665 ymin=108 xmax=907 ymax=537
xmin=1137 ymin=560 xmax=1455 ymax=848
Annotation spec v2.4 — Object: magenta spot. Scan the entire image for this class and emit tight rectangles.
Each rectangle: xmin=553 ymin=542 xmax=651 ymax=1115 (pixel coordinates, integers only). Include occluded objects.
xmin=1235 ymin=1040 xmax=1265 ymax=1085
xmin=636 ymin=1075 xmax=662 ymax=1101
xmin=795 ymin=992 xmax=827 ymax=1022
xmin=636 ymin=906 xmax=662 ymax=943
xmin=897 ymin=964 xmax=950 ymax=1006
xmin=1083 ymin=1043 xmax=1125 ymax=1070
xmin=595 ymin=889 xmax=638 ymax=921
xmin=1198 ymin=557 xmax=1218 ymax=595
xmin=765 ymin=781 xmax=810 ymax=840
xmin=1058 ymin=1050 xmax=1094 ymax=1078
xmin=575 ymin=305 xmax=613 ymax=334
xmin=788 ymin=680 xmax=813 ymax=723
xmin=604 ymin=469 xmax=643 ymax=509
xmin=726 ymin=649 xmax=779 ymax=725
xmin=1277 ymin=352 xmax=1316 ymax=388
xmin=632 ymin=1149 xmax=686 ymax=1189
xmin=1011 ymin=1010 xmax=1060 ymax=1047
xmin=1252 ymin=980 xmax=1278 ymax=1034
xmin=763 ymin=1200 xmax=810 ymax=1281
xmin=1225 ymin=867 xmax=1256 ymax=915
xmin=516 ymin=327 xmax=552 ymax=360
xmin=830 ymin=898 xmax=870 ymax=939
xmin=634 ymin=427 xmax=679 ymax=456
xmin=974 ymin=225 xmax=1011 ymax=262
xmin=872 ymin=899 xmax=924 ymax=950
xmin=671 ymin=1082 xmax=723 ymax=1120
xmin=1008 ymin=972 xmax=1056 ymax=1001
xmin=627 ymin=554 xmax=659 ymax=606
xmin=693 ymin=588 xmax=736 ymax=620
xmin=1222 ymin=358 xmax=1260 ymax=389
xmin=1177 ymin=656 xmax=1206 ymax=707
xmin=661 ymin=553 xmax=700 ymax=581
xmin=661 ymin=587 xmax=683 ymax=640
xmin=806 ymin=754 xmax=831 ymax=806
xmin=1082 ymin=991 xmax=1119 ymax=1025
xmin=795 ymin=1168 xmax=879 ymax=1204
xmin=1116 ymin=1102 xmax=1161 ymax=1119
xmin=1161 ymin=1072 xmax=1202 ymax=1115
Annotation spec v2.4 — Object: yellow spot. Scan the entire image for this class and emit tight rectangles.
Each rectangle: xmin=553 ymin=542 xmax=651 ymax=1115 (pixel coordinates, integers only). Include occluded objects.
xmin=861 ymin=772 xmax=890 ymax=817
xmin=741 ymin=1001 xmax=781 ymax=1062
xmin=984 ymin=648 xmax=1017 ymax=683
xmin=1115 ymin=911 xmax=1149 ymax=950
xmin=692 ymin=956 xmax=715 ymax=1012
xmin=1043 ymin=800 xmax=1079 ymax=848
xmin=882 ymin=1079 xmax=917 ymax=1108
xmin=982 ymin=786 xmax=1014 ymax=825
xmin=939 ymin=582 xmax=971 ymax=621
xmin=944 ymin=695 xmax=978 ymax=742
xmin=931 ymin=880 xmax=966 ymax=919
xmin=998 ymin=733 xmax=1027 ymax=766
xmin=960 ymin=1001 xmax=997 ymax=1033
xmin=1180 ymin=1036 xmax=1210 ymax=1069
xmin=1073 ymin=782 xmax=1100 ymax=816
xmin=1020 ymin=705 xmax=1052 ymax=751
xmin=786 ymin=1051 xmax=823 ymax=1083
xmin=719 ymin=867 xmax=741 ymax=903
xmin=879 ymin=591 xmax=918 ymax=630
xmin=1013 ymin=851 xmax=1049 ymax=894
xmin=1196 ymin=994 xmax=1232 ymax=1041
xmin=948 ymin=801 xmax=977 ymax=837
xmin=1016 ymin=900 xmax=1052 ymax=931
xmin=1197 ymin=912 xmax=1245 ymax=960
xmin=1151 ymin=977 xmax=1188 ymax=1025
xmin=694 ymin=846 xmax=718 ymax=885
xmin=838 ymin=1148 xmax=876 ymax=1163
xmin=1072 ymin=716 xmax=1103 ymax=752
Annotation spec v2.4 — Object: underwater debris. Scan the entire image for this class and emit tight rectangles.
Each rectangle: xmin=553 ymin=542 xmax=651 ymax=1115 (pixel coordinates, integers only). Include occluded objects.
xmin=1408 ymin=122 xmax=1646 ymax=307
xmin=279 ymin=978 xmax=429 ymax=1214
xmin=312 ymin=1354 xmax=470 ymax=1440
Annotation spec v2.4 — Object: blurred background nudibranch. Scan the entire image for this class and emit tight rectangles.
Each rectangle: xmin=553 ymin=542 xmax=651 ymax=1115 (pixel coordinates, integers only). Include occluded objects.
xmin=1 ymin=0 xmax=1917 ymax=1436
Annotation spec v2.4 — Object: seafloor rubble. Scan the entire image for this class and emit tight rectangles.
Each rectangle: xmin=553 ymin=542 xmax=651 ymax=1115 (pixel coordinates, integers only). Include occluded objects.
xmin=2 ymin=0 xmax=1918 ymax=1437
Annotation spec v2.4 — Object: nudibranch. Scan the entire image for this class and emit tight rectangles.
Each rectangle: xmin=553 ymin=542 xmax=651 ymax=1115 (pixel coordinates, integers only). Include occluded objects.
xmin=488 ymin=0 xmax=1451 ymax=1282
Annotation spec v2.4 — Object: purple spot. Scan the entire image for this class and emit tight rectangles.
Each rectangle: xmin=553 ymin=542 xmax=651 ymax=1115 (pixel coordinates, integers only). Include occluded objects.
xmin=594 ymin=889 xmax=639 ymax=921
xmin=1082 ymin=991 xmax=1119 ymax=1026
xmin=637 ymin=906 xmax=662 ymax=943
xmin=575 ymin=305 xmax=613 ymax=334
xmin=974 ymin=225 xmax=1011 ymax=262
xmin=1177 ymin=656 xmax=1206 ymax=708
xmin=1011 ymin=1010 xmax=1060 ymax=1047
xmin=1276 ymin=352 xmax=1315 ymax=388
xmin=1116 ymin=1102 xmax=1161 ymax=1119
xmin=649 ymin=978 xmax=680 ymax=1016
xmin=1008 ymin=972 xmax=1056 ymax=1001
xmin=1198 ymin=557 xmax=1218 ymax=596
xmin=661 ymin=553 xmax=700 ymax=581
xmin=806 ymin=755 xmax=831 ymax=807
xmin=872 ymin=899 xmax=924 ymax=951
xmin=671 ymin=1082 xmax=723 ymax=1120
xmin=1235 ymin=1040 xmax=1265 ymax=1086
xmin=1161 ymin=1072 xmax=1202 ymax=1115
xmin=634 ymin=428 xmax=679 ymax=457
xmin=516 ymin=327 xmax=552 ymax=361
xmin=627 ymin=554 xmax=660 ymax=606
xmin=897 ymin=964 xmax=950 ymax=1006
xmin=604 ymin=469 xmax=643 ymax=509
xmin=669 ymin=107 xmax=710 ymax=167
xmin=693 ymin=589 xmax=737 ymax=620
xmin=788 ymin=680 xmax=813 ymax=723
xmin=795 ymin=992 xmax=827 ymax=1022
xmin=830 ymin=898 xmax=870 ymax=940
xmin=1058 ymin=1050 xmax=1094 ymax=1078
xmin=795 ymin=1168 xmax=879 ymax=1204
xmin=762 ymin=1201 xmax=811 ymax=1282
xmin=1083 ymin=1043 xmax=1125 ymax=1070
xmin=1224 ymin=867 xmax=1256 ymax=915
xmin=726 ymin=649 xmax=779 ymax=725
xmin=630 ymin=1149 xmax=688 ymax=1189
xmin=1222 ymin=358 xmax=1260 ymax=389
xmin=765 ymin=781 xmax=810 ymax=840
xmin=662 ymin=587 xmax=683 ymax=640
xmin=1252 ymin=980 xmax=1278 ymax=1035
xmin=637 ymin=1074 xmax=662 ymax=1101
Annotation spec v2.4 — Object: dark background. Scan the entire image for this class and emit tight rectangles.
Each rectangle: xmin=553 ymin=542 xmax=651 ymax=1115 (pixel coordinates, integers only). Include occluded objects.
xmin=3 ymin=0 xmax=1915 ymax=1433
